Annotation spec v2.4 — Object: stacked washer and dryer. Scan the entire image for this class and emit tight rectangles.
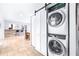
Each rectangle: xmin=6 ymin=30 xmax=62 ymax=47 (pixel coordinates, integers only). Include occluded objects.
xmin=46 ymin=3 xmax=69 ymax=56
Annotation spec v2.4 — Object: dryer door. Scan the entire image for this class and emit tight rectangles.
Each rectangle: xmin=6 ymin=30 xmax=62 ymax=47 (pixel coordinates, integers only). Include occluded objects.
xmin=48 ymin=39 xmax=66 ymax=56
xmin=48 ymin=12 xmax=65 ymax=27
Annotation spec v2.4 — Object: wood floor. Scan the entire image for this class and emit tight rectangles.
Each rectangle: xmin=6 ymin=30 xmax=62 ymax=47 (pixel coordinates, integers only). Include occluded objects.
xmin=0 ymin=36 xmax=43 ymax=56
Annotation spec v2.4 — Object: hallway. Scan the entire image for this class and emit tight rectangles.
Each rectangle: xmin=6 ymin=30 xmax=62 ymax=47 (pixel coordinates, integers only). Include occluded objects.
xmin=0 ymin=36 xmax=43 ymax=56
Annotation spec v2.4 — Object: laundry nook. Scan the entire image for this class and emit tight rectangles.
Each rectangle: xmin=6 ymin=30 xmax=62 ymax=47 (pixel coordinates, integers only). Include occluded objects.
xmin=0 ymin=3 xmax=78 ymax=56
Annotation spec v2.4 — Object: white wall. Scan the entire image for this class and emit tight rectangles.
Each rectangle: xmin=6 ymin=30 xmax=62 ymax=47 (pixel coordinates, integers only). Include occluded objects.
xmin=26 ymin=23 xmax=31 ymax=32
xmin=70 ymin=4 xmax=76 ymax=56
xmin=0 ymin=18 xmax=4 ymax=41
xmin=0 ymin=3 xmax=32 ymax=23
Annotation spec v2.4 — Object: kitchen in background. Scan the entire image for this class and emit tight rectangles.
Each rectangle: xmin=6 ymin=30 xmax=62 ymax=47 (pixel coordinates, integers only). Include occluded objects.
xmin=4 ymin=20 xmax=26 ymax=38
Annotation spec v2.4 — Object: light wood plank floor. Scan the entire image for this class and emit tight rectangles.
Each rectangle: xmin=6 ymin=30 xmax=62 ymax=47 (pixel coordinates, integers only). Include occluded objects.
xmin=0 ymin=36 xmax=43 ymax=56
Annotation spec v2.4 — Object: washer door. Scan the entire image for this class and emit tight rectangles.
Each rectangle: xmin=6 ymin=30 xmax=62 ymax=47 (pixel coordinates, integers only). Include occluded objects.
xmin=48 ymin=12 xmax=65 ymax=27
xmin=49 ymin=39 xmax=66 ymax=56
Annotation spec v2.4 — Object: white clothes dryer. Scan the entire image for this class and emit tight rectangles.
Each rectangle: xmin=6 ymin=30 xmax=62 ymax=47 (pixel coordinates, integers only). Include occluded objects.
xmin=47 ymin=3 xmax=68 ymax=35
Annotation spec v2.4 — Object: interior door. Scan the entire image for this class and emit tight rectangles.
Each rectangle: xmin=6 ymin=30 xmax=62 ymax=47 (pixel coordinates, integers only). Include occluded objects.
xmin=40 ymin=8 xmax=47 ymax=55
xmin=31 ymin=6 xmax=47 ymax=55
xmin=31 ymin=11 xmax=41 ymax=52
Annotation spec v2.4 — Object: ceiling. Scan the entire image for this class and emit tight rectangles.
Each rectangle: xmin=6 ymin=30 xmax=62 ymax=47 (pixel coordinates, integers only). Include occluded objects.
xmin=0 ymin=3 xmax=44 ymax=23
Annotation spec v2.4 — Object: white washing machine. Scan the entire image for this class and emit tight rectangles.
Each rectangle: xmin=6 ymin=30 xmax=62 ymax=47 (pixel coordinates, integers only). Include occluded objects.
xmin=46 ymin=3 xmax=69 ymax=56
xmin=48 ymin=34 xmax=68 ymax=56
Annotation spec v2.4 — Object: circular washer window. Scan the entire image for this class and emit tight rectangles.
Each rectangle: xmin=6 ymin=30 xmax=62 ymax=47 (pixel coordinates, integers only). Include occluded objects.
xmin=48 ymin=12 xmax=64 ymax=27
xmin=49 ymin=40 xmax=66 ymax=55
